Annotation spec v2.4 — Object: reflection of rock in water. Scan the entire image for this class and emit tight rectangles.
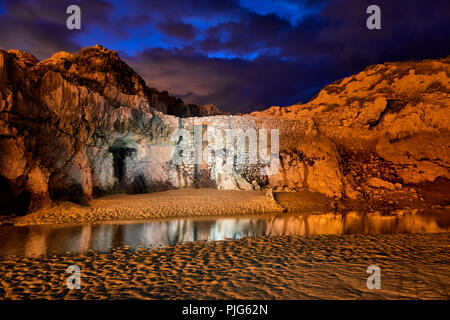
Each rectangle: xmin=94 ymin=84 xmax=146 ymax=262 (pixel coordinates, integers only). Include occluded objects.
xmin=123 ymin=222 xmax=169 ymax=248
xmin=90 ymin=225 xmax=115 ymax=252
xmin=79 ymin=225 xmax=92 ymax=252
xmin=1 ymin=210 xmax=449 ymax=257
xmin=267 ymin=215 xmax=306 ymax=235
xmin=24 ymin=227 xmax=48 ymax=257
xmin=266 ymin=211 xmax=450 ymax=237
xmin=210 ymin=218 xmax=256 ymax=240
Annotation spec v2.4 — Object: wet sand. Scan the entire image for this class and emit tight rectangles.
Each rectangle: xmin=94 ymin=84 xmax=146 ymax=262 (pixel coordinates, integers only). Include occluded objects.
xmin=0 ymin=232 xmax=449 ymax=299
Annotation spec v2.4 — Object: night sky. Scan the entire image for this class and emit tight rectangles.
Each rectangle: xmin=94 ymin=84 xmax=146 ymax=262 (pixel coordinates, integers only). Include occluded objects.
xmin=0 ymin=0 xmax=449 ymax=113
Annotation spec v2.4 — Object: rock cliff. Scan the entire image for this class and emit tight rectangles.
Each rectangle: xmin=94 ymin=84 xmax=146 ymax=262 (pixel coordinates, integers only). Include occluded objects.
xmin=253 ymin=57 xmax=450 ymax=206
xmin=0 ymin=45 xmax=448 ymax=215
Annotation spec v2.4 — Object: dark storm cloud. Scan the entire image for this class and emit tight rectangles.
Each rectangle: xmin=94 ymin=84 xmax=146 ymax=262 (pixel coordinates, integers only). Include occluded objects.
xmin=0 ymin=0 xmax=113 ymax=59
xmin=0 ymin=0 xmax=449 ymax=112
xmin=311 ymin=0 xmax=450 ymax=65
xmin=125 ymin=0 xmax=449 ymax=112
xmin=126 ymin=47 xmax=337 ymax=113
xmin=199 ymin=11 xmax=291 ymax=55
xmin=156 ymin=20 xmax=198 ymax=40
xmin=198 ymin=0 xmax=450 ymax=65
xmin=131 ymin=0 xmax=243 ymax=18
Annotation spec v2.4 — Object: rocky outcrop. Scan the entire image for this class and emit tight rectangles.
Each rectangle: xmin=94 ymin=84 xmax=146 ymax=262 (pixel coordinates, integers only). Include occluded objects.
xmin=0 ymin=46 xmax=269 ymax=215
xmin=253 ymin=57 xmax=450 ymax=204
xmin=0 ymin=45 xmax=449 ymax=215
xmin=8 ymin=45 xmax=224 ymax=117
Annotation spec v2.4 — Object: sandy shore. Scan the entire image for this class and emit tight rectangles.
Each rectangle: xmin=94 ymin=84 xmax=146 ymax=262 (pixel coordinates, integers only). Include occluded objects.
xmin=12 ymin=189 xmax=291 ymax=226
xmin=11 ymin=189 xmax=335 ymax=226
xmin=7 ymin=188 xmax=445 ymax=226
xmin=0 ymin=232 xmax=448 ymax=299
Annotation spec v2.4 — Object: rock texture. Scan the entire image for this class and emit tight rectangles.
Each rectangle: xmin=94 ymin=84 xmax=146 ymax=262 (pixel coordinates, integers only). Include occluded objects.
xmin=253 ymin=57 xmax=450 ymax=205
xmin=0 ymin=45 xmax=449 ymax=215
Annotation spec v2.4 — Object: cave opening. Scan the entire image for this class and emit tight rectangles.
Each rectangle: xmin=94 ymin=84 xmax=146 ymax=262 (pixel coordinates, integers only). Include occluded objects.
xmin=109 ymin=145 xmax=136 ymax=183
xmin=0 ymin=175 xmax=31 ymax=216
xmin=108 ymin=137 xmax=137 ymax=185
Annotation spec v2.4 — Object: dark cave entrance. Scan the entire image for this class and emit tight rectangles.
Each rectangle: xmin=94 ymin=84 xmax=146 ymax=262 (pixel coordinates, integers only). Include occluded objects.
xmin=108 ymin=136 xmax=139 ymax=187
xmin=0 ymin=175 xmax=31 ymax=216
xmin=109 ymin=145 xmax=136 ymax=183
xmin=108 ymin=137 xmax=150 ymax=194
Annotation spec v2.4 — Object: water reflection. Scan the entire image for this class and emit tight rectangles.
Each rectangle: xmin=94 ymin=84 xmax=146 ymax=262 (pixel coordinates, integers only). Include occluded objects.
xmin=1 ymin=210 xmax=449 ymax=257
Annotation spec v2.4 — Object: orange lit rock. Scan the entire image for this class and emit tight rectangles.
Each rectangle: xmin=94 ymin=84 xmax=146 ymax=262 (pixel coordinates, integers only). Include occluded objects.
xmin=0 ymin=45 xmax=448 ymax=214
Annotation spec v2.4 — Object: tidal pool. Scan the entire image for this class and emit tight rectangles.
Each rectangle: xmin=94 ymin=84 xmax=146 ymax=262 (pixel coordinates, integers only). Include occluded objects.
xmin=0 ymin=210 xmax=449 ymax=257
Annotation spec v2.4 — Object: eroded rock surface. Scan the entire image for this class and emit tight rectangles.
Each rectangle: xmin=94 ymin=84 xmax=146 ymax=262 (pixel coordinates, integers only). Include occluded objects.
xmin=0 ymin=45 xmax=449 ymax=214
xmin=253 ymin=57 xmax=450 ymax=205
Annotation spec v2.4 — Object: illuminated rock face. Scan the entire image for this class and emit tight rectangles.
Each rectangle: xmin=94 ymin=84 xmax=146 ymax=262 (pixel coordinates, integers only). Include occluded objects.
xmin=253 ymin=57 xmax=450 ymax=202
xmin=0 ymin=46 xmax=449 ymax=214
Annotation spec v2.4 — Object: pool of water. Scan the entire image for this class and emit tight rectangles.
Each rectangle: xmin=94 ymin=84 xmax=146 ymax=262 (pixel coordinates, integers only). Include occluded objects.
xmin=1 ymin=210 xmax=449 ymax=257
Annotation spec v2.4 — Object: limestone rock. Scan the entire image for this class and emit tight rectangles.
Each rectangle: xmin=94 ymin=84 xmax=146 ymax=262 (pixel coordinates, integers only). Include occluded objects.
xmin=253 ymin=56 xmax=450 ymax=199
xmin=0 ymin=46 xmax=448 ymax=214
xmin=367 ymin=177 xmax=396 ymax=191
